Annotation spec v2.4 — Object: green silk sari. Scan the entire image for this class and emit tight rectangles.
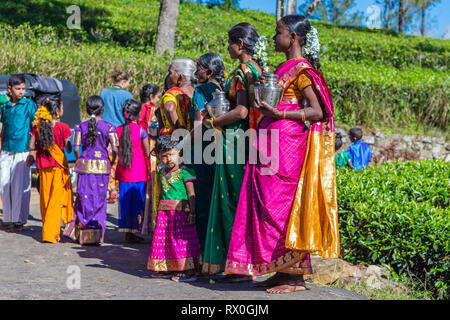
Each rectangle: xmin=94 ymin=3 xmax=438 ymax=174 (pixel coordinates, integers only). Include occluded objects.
xmin=202 ymin=62 xmax=260 ymax=274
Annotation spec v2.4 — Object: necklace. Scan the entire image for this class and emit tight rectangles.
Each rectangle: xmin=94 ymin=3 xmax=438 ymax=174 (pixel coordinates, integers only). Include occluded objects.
xmin=160 ymin=167 xmax=182 ymax=193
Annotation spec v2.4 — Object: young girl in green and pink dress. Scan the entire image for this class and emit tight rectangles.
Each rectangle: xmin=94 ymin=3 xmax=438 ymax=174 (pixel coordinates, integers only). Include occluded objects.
xmin=147 ymin=135 xmax=201 ymax=282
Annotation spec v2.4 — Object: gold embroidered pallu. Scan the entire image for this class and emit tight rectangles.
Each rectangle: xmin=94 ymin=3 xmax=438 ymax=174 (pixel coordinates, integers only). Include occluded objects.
xmin=284 ymin=62 xmax=340 ymax=259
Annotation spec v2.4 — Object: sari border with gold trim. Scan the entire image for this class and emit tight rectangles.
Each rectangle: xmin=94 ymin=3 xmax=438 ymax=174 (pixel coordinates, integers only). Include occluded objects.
xmin=277 ymin=59 xmax=312 ymax=94
xmin=118 ymin=228 xmax=140 ymax=233
xmin=147 ymin=256 xmax=201 ymax=271
xmin=201 ymin=262 xmax=225 ymax=275
xmin=225 ymin=250 xmax=312 ymax=276
xmin=74 ymin=159 xmax=111 ymax=174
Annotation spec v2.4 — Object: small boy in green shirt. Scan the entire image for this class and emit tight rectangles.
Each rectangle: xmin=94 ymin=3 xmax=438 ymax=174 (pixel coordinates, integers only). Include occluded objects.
xmin=335 ymin=132 xmax=353 ymax=169
xmin=0 ymin=74 xmax=37 ymax=232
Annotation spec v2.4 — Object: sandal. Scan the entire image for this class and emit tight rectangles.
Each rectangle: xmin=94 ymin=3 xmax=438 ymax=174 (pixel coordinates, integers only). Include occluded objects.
xmin=171 ymin=272 xmax=197 ymax=282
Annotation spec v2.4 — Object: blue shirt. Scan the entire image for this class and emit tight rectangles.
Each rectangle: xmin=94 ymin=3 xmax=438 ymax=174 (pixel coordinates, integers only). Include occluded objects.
xmin=347 ymin=140 xmax=372 ymax=171
xmin=0 ymin=97 xmax=37 ymax=153
xmin=191 ymin=82 xmax=220 ymax=120
xmin=100 ymin=87 xmax=133 ymax=127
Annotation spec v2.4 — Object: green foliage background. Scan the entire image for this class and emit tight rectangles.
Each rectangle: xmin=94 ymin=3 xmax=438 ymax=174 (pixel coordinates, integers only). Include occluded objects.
xmin=0 ymin=0 xmax=448 ymax=133
xmin=0 ymin=0 xmax=449 ymax=299
xmin=337 ymin=160 xmax=449 ymax=299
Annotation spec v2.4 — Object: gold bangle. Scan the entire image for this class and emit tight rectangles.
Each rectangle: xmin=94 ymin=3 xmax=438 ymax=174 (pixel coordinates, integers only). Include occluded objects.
xmin=300 ymin=109 xmax=306 ymax=122
xmin=210 ymin=117 xmax=215 ymax=129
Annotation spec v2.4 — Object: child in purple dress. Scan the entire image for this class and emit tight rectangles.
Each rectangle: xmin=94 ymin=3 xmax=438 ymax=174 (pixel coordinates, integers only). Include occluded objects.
xmin=64 ymin=96 xmax=119 ymax=245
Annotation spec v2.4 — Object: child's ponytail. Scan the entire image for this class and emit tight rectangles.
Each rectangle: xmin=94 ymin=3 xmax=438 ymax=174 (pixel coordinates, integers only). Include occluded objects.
xmin=86 ymin=96 xmax=105 ymax=146
xmin=35 ymin=95 xmax=61 ymax=150
xmin=119 ymin=99 xmax=142 ymax=168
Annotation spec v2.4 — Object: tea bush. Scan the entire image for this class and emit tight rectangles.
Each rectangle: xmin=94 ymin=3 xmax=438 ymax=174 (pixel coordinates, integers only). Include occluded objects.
xmin=337 ymin=160 xmax=450 ymax=299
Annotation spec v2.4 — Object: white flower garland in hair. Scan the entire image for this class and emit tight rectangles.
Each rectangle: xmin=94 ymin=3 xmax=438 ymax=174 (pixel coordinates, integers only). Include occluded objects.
xmin=253 ymin=35 xmax=269 ymax=72
xmin=303 ymin=26 xmax=320 ymax=59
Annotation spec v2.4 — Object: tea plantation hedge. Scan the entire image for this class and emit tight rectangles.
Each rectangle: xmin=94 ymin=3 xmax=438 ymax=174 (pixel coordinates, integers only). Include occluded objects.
xmin=337 ymin=160 xmax=449 ymax=299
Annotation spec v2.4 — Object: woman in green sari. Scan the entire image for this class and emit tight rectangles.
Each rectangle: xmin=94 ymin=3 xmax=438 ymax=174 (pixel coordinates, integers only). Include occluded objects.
xmin=201 ymin=23 xmax=262 ymax=282
xmin=189 ymin=53 xmax=226 ymax=256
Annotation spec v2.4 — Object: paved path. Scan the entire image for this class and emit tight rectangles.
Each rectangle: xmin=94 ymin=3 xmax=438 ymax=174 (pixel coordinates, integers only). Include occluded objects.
xmin=0 ymin=190 xmax=367 ymax=300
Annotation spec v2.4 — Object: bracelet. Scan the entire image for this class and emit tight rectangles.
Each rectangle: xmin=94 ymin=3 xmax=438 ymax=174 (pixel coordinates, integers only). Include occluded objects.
xmin=300 ymin=109 xmax=306 ymax=122
xmin=281 ymin=111 xmax=286 ymax=119
xmin=210 ymin=117 xmax=215 ymax=129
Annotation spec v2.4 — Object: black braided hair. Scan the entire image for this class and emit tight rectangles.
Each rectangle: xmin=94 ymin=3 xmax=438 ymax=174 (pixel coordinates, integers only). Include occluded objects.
xmin=119 ymin=99 xmax=142 ymax=168
xmin=228 ymin=22 xmax=264 ymax=70
xmin=86 ymin=95 xmax=104 ymax=146
xmin=38 ymin=95 xmax=61 ymax=150
xmin=280 ymin=15 xmax=321 ymax=70
xmin=197 ymin=53 xmax=226 ymax=90
xmin=140 ymin=84 xmax=160 ymax=104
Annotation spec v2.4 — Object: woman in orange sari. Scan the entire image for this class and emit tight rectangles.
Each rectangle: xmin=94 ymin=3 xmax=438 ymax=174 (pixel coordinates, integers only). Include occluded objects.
xmin=225 ymin=15 xmax=339 ymax=294
xmin=27 ymin=96 xmax=74 ymax=243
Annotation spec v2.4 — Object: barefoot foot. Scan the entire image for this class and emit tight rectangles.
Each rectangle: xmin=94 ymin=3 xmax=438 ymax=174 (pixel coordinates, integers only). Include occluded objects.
xmin=254 ymin=272 xmax=289 ymax=287
xmin=266 ymin=282 xmax=307 ymax=294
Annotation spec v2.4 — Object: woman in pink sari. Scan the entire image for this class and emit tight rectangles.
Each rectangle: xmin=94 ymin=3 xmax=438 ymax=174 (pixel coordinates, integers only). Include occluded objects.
xmin=225 ymin=15 xmax=339 ymax=294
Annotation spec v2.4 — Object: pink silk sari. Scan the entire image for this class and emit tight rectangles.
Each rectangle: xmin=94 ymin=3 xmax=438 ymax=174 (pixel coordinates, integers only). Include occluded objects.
xmin=225 ymin=59 xmax=317 ymax=276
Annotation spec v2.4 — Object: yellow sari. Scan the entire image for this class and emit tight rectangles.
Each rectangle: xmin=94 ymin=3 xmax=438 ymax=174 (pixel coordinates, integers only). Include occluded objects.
xmin=40 ymin=144 xmax=74 ymax=243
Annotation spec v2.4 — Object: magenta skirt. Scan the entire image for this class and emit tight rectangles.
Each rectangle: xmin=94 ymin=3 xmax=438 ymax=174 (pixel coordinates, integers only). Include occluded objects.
xmin=225 ymin=109 xmax=312 ymax=276
xmin=147 ymin=200 xmax=201 ymax=271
